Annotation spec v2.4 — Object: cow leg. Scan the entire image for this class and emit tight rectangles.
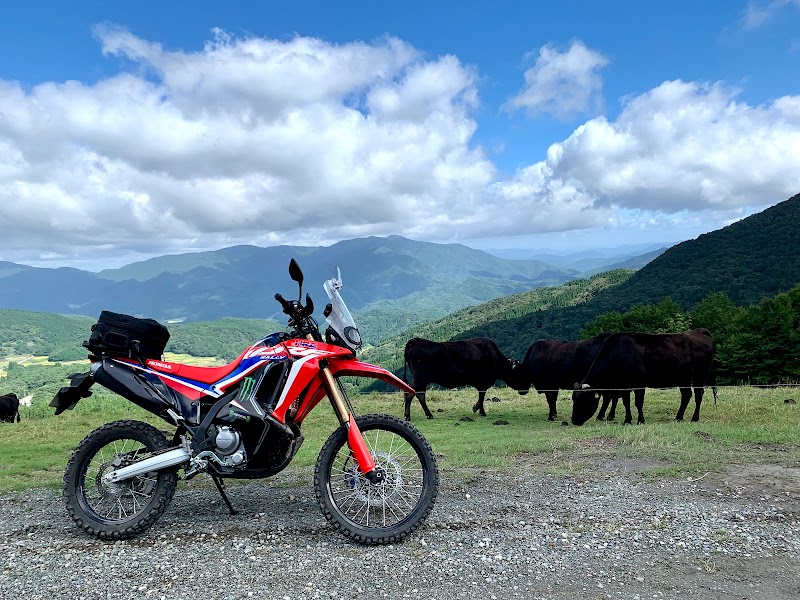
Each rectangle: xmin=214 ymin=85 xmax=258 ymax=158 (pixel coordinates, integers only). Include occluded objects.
xmin=675 ymin=387 xmax=692 ymax=421
xmin=545 ymin=391 xmax=558 ymax=421
xmin=608 ymin=393 xmax=624 ymax=421
xmin=622 ymin=395 xmax=633 ymax=425
xmin=634 ymin=389 xmax=645 ymax=425
xmin=473 ymin=390 xmax=488 ymax=416
xmin=417 ymin=390 xmax=434 ymax=419
xmin=405 ymin=380 xmax=433 ymax=421
xmin=691 ymin=387 xmax=704 ymax=422
xmin=404 ymin=392 xmax=414 ymax=421
xmin=596 ymin=394 xmax=611 ymax=420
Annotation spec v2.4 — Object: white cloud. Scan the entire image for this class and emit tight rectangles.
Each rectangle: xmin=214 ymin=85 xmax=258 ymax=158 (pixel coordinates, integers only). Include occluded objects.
xmin=0 ymin=28 xmax=496 ymax=261
xmin=505 ymin=41 xmax=609 ymax=119
xmin=1 ymin=28 xmax=800 ymax=270
xmin=490 ymin=80 xmax=800 ymax=234
xmin=741 ymin=0 xmax=800 ymax=30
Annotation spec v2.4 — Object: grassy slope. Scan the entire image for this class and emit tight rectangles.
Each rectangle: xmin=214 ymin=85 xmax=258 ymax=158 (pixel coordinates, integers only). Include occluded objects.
xmin=0 ymin=386 xmax=797 ymax=491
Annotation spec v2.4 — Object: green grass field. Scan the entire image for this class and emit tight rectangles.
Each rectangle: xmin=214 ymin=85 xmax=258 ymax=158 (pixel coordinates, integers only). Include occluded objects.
xmin=0 ymin=385 xmax=798 ymax=491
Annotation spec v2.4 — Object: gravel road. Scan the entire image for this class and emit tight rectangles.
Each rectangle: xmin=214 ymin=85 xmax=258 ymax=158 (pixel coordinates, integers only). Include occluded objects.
xmin=1 ymin=464 xmax=799 ymax=600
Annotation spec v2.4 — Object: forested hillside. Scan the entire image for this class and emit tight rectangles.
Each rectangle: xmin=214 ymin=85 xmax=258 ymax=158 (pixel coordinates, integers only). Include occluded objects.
xmin=0 ymin=310 xmax=93 ymax=361
xmin=359 ymin=269 xmax=634 ymax=378
xmin=458 ymin=192 xmax=800 ymax=357
xmin=600 ymin=193 xmax=800 ymax=308
xmin=168 ymin=318 xmax=283 ymax=361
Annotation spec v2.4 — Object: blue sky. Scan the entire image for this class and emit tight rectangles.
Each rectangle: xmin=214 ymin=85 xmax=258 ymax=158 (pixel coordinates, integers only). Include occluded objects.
xmin=1 ymin=1 xmax=799 ymax=268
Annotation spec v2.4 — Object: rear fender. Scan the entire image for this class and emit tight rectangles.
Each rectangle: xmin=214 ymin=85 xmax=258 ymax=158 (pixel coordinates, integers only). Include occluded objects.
xmin=50 ymin=371 xmax=95 ymax=415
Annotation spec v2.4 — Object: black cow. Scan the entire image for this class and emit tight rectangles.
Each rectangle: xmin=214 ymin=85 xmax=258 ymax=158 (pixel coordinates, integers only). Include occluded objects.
xmin=515 ymin=334 xmax=627 ymax=421
xmin=0 ymin=393 xmax=20 ymax=423
xmin=402 ymin=337 xmax=521 ymax=421
xmin=570 ymin=328 xmax=716 ymax=425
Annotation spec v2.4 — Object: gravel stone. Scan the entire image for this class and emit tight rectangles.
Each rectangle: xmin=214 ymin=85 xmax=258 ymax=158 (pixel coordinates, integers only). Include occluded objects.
xmin=1 ymin=467 xmax=798 ymax=599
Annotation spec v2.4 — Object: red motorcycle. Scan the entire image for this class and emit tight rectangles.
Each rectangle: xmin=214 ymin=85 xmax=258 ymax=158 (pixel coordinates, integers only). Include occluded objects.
xmin=52 ymin=260 xmax=439 ymax=544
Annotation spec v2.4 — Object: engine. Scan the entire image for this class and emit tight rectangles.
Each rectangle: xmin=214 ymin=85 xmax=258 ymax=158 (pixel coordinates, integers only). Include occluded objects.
xmin=213 ymin=425 xmax=246 ymax=466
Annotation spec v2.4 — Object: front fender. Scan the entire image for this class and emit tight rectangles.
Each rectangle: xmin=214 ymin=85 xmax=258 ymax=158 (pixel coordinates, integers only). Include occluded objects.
xmin=328 ymin=359 xmax=415 ymax=394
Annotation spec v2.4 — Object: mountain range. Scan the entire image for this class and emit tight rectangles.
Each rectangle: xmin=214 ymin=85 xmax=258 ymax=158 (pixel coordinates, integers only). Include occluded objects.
xmin=0 ymin=235 xmax=660 ymax=340
xmin=3 ymin=192 xmax=800 ymax=377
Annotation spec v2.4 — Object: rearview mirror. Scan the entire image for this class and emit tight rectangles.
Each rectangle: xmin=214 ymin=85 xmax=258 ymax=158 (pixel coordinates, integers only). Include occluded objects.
xmin=289 ymin=259 xmax=304 ymax=285
xmin=289 ymin=259 xmax=304 ymax=300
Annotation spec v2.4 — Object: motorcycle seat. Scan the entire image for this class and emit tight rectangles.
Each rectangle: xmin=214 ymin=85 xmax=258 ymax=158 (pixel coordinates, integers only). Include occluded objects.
xmin=146 ymin=348 xmax=249 ymax=385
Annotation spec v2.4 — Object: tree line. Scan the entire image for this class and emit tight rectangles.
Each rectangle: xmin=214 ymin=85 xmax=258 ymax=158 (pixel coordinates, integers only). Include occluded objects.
xmin=580 ymin=285 xmax=800 ymax=385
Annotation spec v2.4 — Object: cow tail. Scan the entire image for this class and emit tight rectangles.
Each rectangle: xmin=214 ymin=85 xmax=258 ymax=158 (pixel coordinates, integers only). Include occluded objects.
xmin=710 ymin=362 xmax=718 ymax=405
xmin=402 ymin=344 xmax=409 ymax=385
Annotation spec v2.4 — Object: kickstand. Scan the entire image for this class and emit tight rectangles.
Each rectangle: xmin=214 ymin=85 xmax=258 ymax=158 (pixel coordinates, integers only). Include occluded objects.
xmin=210 ymin=475 xmax=237 ymax=515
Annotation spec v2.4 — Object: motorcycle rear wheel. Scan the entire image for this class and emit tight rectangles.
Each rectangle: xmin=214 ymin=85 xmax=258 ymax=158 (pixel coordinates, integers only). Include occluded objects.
xmin=63 ymin=420 xmax=178 ymax=540
xmin=314 ymin=413 xmax=439 ymax=545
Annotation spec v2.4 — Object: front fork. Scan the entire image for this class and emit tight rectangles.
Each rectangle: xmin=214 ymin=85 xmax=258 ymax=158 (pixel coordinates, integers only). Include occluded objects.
xmin=318 ymin=359 xmax=382 ymax=483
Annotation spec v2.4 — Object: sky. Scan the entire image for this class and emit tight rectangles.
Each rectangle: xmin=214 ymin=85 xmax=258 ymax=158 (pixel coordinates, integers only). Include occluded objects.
xmin=1 ymin=0 xmax=799 ymax=270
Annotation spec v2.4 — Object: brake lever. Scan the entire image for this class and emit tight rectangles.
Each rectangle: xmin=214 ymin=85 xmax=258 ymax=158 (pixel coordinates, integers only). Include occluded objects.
xmin=303 ymin=293 xmax=314 ymax=317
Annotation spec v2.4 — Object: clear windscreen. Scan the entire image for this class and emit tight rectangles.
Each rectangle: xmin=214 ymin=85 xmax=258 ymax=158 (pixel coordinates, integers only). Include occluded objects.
xmin=323 ymin=268 xmax=362 ymax=350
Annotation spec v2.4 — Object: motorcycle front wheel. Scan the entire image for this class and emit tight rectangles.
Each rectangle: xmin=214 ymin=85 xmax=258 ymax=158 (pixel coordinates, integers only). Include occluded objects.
xmin=314 ymin=413 xmax=439 ymax=545
xmin=63 ymin=420 xmax=178 ymax=540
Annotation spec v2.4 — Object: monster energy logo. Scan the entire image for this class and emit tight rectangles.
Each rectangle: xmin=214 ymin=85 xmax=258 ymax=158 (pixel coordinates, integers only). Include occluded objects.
xmin=239 ymin=376 xmax=257 ymax=402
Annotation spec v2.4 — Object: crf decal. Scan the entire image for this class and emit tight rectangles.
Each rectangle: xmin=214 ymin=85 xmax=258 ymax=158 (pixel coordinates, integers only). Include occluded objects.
xmin=244 ymin=346 xmax=284 ymax=360
xmin=288 ymin=347 xmax=328 ymax=358
xmin=293 ymin=341 xmax=316 ymax=348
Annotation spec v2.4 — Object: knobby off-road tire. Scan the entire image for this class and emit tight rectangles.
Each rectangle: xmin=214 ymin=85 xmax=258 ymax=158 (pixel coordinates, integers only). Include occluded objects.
xmin=314 ymin=413 xmax=439 ymax=545
xmin=64 ymin=420 xmax=178 ymax=540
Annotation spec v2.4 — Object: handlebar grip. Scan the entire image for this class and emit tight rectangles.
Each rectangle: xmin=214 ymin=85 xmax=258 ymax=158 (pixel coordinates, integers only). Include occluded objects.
xmin=274 ymin=292 xmax=289 ymax=311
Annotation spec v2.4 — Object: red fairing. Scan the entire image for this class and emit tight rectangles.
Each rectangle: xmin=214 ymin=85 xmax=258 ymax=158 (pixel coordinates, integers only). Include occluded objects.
xmin=285 ymin=339 xmax=353 ymax=358
xmin=274 ymin=355 xmax=414 ymax=424
xmin=327 ymin=359 xmax=415 ymax=394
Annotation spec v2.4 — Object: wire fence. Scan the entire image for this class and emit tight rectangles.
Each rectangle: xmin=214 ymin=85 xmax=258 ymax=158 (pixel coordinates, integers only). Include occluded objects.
xmin=342 ymin=383 xmax=800 ymax=395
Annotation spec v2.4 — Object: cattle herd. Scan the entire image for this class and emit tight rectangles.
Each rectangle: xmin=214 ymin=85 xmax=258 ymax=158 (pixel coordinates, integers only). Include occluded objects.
xmin=0 ymin=329 xmax=716 ymax=427
xmin=402 ymin=328 xmax=717 ymax=426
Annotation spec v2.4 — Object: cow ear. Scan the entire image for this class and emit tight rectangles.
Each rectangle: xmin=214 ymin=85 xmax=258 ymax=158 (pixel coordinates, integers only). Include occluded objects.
xmin=581 ymin=383 xmax=591 ymax=389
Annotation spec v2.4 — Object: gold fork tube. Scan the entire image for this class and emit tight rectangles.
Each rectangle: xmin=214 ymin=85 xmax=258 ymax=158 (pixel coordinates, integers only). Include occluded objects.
xmin=319 ymin=365 xmax=350 ymax=425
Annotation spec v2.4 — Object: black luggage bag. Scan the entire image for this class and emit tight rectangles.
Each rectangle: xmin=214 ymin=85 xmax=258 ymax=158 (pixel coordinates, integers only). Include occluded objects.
xmin=83 ymin=311 xmax=170 ymax=360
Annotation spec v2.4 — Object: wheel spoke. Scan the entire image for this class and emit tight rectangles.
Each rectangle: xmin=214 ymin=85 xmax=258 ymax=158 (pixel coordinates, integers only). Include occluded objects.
xmin=324 ymin=423 xmax=427 ymax=530
xmin=77 ymin=434 xmax=160 ymax=525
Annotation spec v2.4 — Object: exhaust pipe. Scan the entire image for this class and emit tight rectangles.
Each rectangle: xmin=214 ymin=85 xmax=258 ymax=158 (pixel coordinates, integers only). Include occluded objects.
xmin=103 ymin=447 xmax=191 ymax=484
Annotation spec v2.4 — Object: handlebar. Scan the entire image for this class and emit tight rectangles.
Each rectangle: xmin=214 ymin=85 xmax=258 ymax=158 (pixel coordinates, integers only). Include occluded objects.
xmin=274 ymin=292 xmax=314 ymax=317
xmin=274 ymin=292 xmax=291 ymax=314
